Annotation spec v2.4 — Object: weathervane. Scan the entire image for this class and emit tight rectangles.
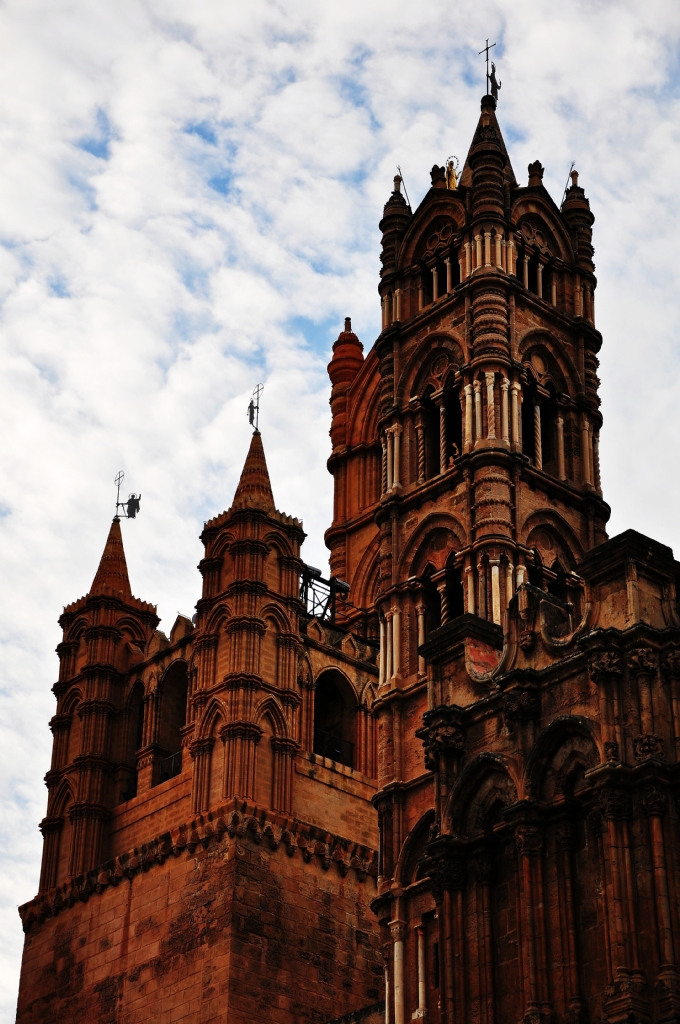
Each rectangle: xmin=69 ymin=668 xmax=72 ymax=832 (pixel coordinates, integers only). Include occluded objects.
xmin=114 ymin=470 xmax=141 ymax=519
xmin=479 ymin=39 xmax=501 ymax=100
xmin=247 ymin=383 xmax=264 ymax=431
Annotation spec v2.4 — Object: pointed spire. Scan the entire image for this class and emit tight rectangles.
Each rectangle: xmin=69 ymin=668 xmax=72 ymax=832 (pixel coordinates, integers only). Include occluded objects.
xmin=458 ymin=94 xmax=516 ymax=189
xmin=231 ymin=430 xmax=275 ymax=512
xmin=90 ymin=517 xmax=132 ymax=599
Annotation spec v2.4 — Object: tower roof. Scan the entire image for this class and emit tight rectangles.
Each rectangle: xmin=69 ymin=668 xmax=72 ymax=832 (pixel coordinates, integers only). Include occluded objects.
xmin=90 ymin=517 xmax=132 ymax=599
xmin=231 ymin=430 xmax=275 ymax=512
xmin=458 ymin=94 xmax=517 ymax=189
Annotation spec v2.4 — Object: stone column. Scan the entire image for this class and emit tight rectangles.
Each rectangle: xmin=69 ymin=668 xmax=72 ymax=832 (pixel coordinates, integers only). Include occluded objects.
xmin=464 ymin=384 xmax=474 ymax=452
xmin=495 ymin=229 xmax=503 ymax=268
xmin=414 ymin=925 xmax=427 ymax=1018
xmin=551 ymin=273 xmax=557 ymax=306
xmin=537 ymin=260 xmax=544 ymax=299
xmin=416 ymin=602 xmax=426 ymax=676
xmin=574 ymin=273 xmax=581 ymax=315
xmin=190 ymin=736 xmax=215 ymax=814
xmin=556 ymin=822 xmax=587 ymax=1024
xmin=379 ymin=617 xmax=387 ymax=686
xmin=395 ymin=288 xmax=402 ymax=321
xmin=629 ymin=647 xmax=660 ymax=758
xmin=556 ymin=413 xmax=566 ymax=480
xmin=642 ymin=788 xmax=676 ymax=969
xmin=392 ymin=424 xmax=402 ymax=488
xmin=418 ymin=278 xmax=423 ymax=311
xmin=381 ymin=437 xmax=388 ymax=496
xmin=465 ymin=563 xmax=476 ymax=615
xmin=385 ymin=611 xmax=393 ymax=681
xmin=477 ymin=560 xmax=487 ymax=620
xmin=435 ymin=573 xmax=449 ymax=626
xmin=507 ymin=236 xmax=515 ymax=276
xmin=386 ymin=428 xmax=394 ymax=490
xmin=484 ymin=230 xmax=492 ymax=266
xmin=500 ymin=377 xmax=509 ymax=443
xmin=390 ymin=921 xmax=406 ymax=1024
xmin=432 ymin=266 xmax=438 ymax=303
xmin=445 ymin=257 xmax=452 ymax=293
xmin=523 ymin=254 xmax=530 ymax=289
xmin=505 ymin=560 xmax=514 ymax=608
xmin=534 ymin=400 xmax=543 ymax=470
xmin=593 ymin=431 xmax=602 ymax=493
xmin=485 ymin=372 xmax=496 ymax=439
xmin=464 ymin=241 xmax=471 ymax=279
xmin=475 ymin=233 xmax=482 ymax=269
xmin=415 ymin=422 xmax=426 ymax=485
xmin=510 ymin=382 xmax=521 ymax=448
xmin=474 ymin=380 xmax=483 ymax=445
xmin=392 ymin=606 xmax=401 ymax=677
xmin=581 ymin=415 xmax=592 ymax=485
xmin=490 ymin=560 xmax=501 ymax=624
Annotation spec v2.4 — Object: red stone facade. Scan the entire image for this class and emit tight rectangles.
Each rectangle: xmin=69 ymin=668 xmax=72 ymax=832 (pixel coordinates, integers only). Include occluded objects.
xmin=16 ymin=93 xmax=680 ymax=1024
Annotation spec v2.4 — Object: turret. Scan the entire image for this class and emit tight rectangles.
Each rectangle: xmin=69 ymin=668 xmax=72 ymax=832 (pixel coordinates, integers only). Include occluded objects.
xmin=328 ymin=317 xmax=364 ymax=450
xmin=40 ymin=519 xmax=157 ymax=890
xmin=379 ymin=175 xmax=412 ymax=278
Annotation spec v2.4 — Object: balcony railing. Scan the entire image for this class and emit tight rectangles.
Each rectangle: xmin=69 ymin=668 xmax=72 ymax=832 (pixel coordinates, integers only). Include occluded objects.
xmin=313 ymin=728 xmax=354 ymax=769
xmin=159 ymin=750 xmax=182 ymax=783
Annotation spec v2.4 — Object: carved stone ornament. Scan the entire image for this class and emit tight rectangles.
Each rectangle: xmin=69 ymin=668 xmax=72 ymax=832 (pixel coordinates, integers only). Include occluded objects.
xmin=632 ymin=733 xmax=664 ymax=761
xmin=474 ymin=852 xmax=496 ymax=886
xmin=429 ymin=855 xmax=466 ymax=903
xmin=664 ymin=649 xmax=680 ymax=678
xmin=518 ymin=629 xmax=536 ymax=652
xmin=642 ymin=786 xmax=668 ymax=817
xmin=600 ymin=788 xmax=631 ymax=821
xmin=627 ymin=647 xmax=657 ymax=676
xmin=555 ymin=821 xmax=577 ymax=849
xmin=604 ymin=740 xmax=620 ymax=763
xmin=589 ymin=650 xmax=622 ymax=681
xmin=421 ymin=724 xmax=464 ymax=771
xmin=503 ymin=690 xmax=540 ymax=722
xmin=514 ymin=824 xmax=543 ymax=854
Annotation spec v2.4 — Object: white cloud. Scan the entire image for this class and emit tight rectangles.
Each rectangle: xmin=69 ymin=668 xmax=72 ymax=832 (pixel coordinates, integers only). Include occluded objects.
xmin=2 ymin=0 xmax=680 ymax=1017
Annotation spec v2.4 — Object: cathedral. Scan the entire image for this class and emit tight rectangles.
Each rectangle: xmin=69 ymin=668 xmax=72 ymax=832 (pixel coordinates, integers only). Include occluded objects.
xmin=16 ymin=91 xmax=680 ymax=1024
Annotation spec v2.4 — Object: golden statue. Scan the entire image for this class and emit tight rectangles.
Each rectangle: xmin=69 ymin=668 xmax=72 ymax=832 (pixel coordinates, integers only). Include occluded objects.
xmin=446 ymin=155 xmax=458 ymax=190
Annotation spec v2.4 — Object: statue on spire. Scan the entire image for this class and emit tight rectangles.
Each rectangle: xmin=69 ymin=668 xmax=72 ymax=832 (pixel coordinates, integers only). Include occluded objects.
xmin=489 ymin=62 xmax=501 ymax=101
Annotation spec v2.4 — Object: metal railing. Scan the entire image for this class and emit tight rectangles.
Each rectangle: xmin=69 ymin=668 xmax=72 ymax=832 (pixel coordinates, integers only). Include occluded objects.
xmin=159 ymin=750 xmax=182 ymax=783
xmin=313 ymin=728 xmax=354 ymax=769
xmin=300 ymin=564 xmax=350 ymax=624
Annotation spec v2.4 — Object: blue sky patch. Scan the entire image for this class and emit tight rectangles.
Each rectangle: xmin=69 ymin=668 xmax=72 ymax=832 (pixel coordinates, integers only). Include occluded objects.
xmin=76 ymin=108 xmax=116 ymax=160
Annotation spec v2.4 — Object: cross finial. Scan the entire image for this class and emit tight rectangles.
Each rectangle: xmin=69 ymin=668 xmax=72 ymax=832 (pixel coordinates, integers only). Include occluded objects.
xmin=479 ymin=38 xmax=497 ymax=95
xmin=248 ymin=383 xmax=264 ymax=431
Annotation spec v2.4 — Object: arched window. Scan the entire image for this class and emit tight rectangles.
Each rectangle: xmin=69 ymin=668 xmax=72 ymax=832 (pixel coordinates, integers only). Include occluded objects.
xmin=157 ymin=662 xmax=188 ymax=783
xmin=420 ymin=388 xmax=439 ymax=480
xmin=313 ymin=671 xmax=356 ymax=769
xmin=120 ymin=682 xmax=144 ymax=802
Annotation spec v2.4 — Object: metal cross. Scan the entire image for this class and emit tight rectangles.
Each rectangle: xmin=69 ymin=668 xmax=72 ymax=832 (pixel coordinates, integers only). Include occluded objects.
xmin=248 ymin=383 xmax=264 ymax=430
xmin=479 ymin=39 xmax=496 ymax=95
xmin=114 ymin=470 xmax=124 ymax=515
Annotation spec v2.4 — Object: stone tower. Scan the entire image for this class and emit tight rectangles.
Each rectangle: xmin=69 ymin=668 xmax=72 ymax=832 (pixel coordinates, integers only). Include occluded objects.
xmin=323 ymin=93 xmax=680 ymax=1024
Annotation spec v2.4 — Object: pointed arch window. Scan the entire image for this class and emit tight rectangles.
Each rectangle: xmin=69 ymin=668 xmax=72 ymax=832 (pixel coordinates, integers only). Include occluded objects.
xmin=313 ymin=670 xmax=356 ymax=769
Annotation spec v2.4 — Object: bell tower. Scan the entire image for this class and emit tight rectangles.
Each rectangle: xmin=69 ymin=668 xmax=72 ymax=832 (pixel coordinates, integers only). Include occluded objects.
xmin=326 ymin=92 xmax=607 ymax=682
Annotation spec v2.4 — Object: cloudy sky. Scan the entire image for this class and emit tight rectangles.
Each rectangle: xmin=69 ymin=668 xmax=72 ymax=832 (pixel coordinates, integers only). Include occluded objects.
xmin=1 ymin=0 xmax=680 ymax=1015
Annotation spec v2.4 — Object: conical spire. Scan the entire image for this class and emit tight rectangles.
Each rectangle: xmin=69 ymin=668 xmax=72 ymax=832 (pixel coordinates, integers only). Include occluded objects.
xmin=231 ymin=430 xmax=275 ymax=512
xmin=458 ymin=94 xmax=516 ymax=189
xmin=90 ymin=517 xmax=132 ymax=598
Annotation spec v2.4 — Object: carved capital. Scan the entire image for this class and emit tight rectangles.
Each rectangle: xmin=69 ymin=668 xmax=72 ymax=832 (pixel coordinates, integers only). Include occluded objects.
xmin=589 ymin=650 xmax=622 ymax=682
xmin=189 ymin=737 xmax=215 ymax=759
xmin=514 ymin=825 xmax=543 ymax=854
xmin=642 ymin=786 xmax=668 ymax=817
xmin=663 ymin=648 xmax=680 ymax=678
xmin=503 ymin=690 xmax=540 ymax=722
xmin=600 ymin=788 xmax=631 ymax=821
xmin=627 ymin=647 xmax=657 ymax=676
xmin=474 ymin=851 xmax=496 ymax=886
xmin=555 ymin=821 xmax=577 ymax=850
xmin=429 ymin=855 xmax=466 ymax=903
xmin=604 ymin=740 xmax=620 ymax=763
xmin=632 ymin=733 xmax=664 ymax=761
